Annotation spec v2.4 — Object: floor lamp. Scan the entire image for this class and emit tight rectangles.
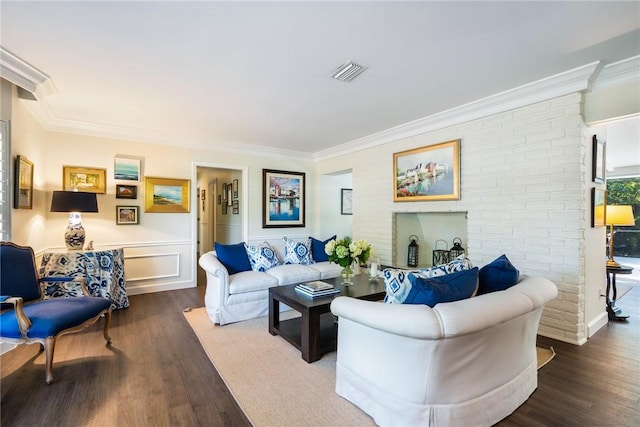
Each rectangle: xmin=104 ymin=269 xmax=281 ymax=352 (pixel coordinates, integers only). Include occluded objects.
xmin=605 ymin=205 xmax=635 ymax=268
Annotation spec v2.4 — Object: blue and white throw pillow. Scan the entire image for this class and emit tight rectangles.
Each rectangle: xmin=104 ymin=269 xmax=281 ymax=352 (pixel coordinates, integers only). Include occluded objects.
xmin=283 ymin=237 xmax=314 ymax=265
xmin=383 ymin=256 xmax=474 ymax=304
xmin=383 ymin=268 xmax=420 ymax=304
xmin=245 ymin=243 xmax=281 ymax=272
xmin=414 ymin=255 xmax=473 ymax=279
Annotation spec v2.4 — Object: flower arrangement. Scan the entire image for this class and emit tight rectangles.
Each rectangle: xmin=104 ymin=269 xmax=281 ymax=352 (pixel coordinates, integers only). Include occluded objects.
xmin=325 ymin=236 xmax=373 ymax=283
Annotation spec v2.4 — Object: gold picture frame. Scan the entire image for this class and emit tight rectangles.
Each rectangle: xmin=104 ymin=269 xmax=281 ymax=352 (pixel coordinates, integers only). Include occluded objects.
xmin=144 ymin=176 xmax=190 ymax=213
xmin=14 ymin=155 xmax=34 ymax=209
xmin=393 ymin=139 xmax=461 ymax=202
xmin=63 ymin=166 xmax=107 ymax=194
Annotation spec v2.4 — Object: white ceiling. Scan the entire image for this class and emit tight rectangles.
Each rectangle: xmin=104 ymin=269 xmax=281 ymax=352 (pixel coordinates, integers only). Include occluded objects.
xmin=1 ymin=1 xmax=639 ymax=160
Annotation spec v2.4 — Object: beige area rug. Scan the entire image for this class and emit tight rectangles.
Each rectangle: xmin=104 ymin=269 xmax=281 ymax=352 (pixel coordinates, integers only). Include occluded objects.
xmin=184 ymin=307 xmax=555 ymax=427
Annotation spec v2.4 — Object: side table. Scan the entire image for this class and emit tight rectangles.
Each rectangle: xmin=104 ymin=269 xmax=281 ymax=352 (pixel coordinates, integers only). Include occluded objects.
xmin=39 ymin=248 xmax=130 ymax=310
xmin=605 ymin=265 xmax=632 ymax=321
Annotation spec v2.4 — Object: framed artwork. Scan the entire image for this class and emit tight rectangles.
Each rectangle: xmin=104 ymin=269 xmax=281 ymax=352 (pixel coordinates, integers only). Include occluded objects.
xmin=144 ymin=176 xmax=190 ymax=213
xmin=592 ymin=135 xmax=605 ymax=184
xmin=262 ymin=169 xmax=305 ymax=228
xmin=232 ymin=199 xmax=239 ymax=214
xmin=222 ymin=203 xmax=228 ymax=214
xmin=217 ymin=194 xmax=221 ymax=205
xmin=116 ymin=184 xmax=137 ymax=199
xmin=114 ymin=156 xmax=141 ymax=181
xmin=393 ymin=139 xmax=461 ymax=202
xmin=63 ymin=166 xmax=107 ymax=194
xmin=227 ymin=186 xmax=233 ymax=206
xmin=14 ymin=155 xmax=34 ymax=209
xmin=233 ymin=179 xmax=239 ymax=199
xmin=116 ymin=205 xmax=139 ymax=225
xmin=341 ymin=188 xmax=353 ymax=215
xmin=222 ymin=183 xmax=228 ymax=202
xmin=591 ymin=188 xmax=607 ymax=227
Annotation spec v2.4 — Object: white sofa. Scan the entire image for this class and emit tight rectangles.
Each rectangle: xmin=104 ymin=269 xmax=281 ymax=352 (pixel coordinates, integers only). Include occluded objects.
xmin=330 ymin=275 xmax=558 ymax=427
xmin=199 ymin=241 xmax=341 ymax=325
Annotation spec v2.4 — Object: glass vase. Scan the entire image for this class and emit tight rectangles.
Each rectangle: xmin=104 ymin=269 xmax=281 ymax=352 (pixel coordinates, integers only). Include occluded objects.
xmin=341 ymin=264 xmax=354 ymax=285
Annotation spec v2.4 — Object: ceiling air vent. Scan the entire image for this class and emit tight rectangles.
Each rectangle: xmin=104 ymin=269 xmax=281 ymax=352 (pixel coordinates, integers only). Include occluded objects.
xmin=330 ymin=60 xmax=367 ymax=82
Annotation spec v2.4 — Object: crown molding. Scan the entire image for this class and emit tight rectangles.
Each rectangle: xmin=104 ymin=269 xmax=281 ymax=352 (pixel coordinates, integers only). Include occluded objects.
xmin=591 ymin=55 xmax=640 ymax=90
xmin=0 ymin=46 xmax=56 ymax=99
xmin=22 ymin=99 xmax=314 ymax=160
xmin=313 ymin=61 xmax=602 ymax=161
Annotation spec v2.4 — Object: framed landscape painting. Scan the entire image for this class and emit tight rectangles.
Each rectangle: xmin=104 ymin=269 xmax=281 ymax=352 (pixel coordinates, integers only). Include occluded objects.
xmin=592 ymin=135 xmax=605 ymax=184
xmin=63 ymin=166 xmax=106 ymax=194
xmin=114 ymin=156 xmax=141 ymax=181
xmin=262 ymin=169 xmax=305 ymax=228
xmin=144 ymin=177 xmax=190 ymax=213
xmin=591 ymin=188 xmax=606 ymax=227
xmin=116 ymin=184 xmax=137 ymax=199
xmin=393 ymin=139 xmax=460 ymax=202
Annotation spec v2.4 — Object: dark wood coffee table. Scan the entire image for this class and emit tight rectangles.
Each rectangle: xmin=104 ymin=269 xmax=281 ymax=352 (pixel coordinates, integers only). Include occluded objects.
xmin=268 ymin=273 xmax=385 ymax=363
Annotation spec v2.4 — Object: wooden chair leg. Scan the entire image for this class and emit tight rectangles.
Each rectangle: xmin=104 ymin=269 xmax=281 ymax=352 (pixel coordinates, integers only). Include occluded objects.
xmin=44 ymin=337 xmax=56 ymax=385
xmin=103 ymin=311 xmax=112 ymax=345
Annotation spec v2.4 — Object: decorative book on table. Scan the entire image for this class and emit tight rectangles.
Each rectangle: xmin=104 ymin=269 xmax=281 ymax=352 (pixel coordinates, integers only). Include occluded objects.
xmin=295 ymin=281 xmax=340 ymax=298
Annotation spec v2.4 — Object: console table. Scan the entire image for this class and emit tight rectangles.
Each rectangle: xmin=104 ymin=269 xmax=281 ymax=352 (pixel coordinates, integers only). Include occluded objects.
xmin=605 ymin=264 xmax=632 ymax=321
xmin=39 ymin=248 xmax=129 ymax=310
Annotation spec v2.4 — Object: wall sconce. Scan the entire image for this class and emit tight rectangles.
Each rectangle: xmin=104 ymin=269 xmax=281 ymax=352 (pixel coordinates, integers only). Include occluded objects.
xmin=50 ymin=191 xmax=98 ymax=250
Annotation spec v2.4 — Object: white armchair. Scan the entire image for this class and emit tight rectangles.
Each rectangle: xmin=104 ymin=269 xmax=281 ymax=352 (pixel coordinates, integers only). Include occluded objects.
xmin=330 ymin=275 xmax=558 ymax=427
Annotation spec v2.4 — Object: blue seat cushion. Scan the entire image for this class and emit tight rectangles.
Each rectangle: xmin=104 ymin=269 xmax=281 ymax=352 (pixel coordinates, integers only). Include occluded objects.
xmin=214 ymin=242 xmax=251 ymax=275
xmin=0 ymin=297 xmax=110 ymax=339
xmin=309 ymin=235 xmax=336 ymax=262
xmin=478 ymin=254 xmax=520 ymax=295
xmin=403 ymin=267 xmax=479 ymax=307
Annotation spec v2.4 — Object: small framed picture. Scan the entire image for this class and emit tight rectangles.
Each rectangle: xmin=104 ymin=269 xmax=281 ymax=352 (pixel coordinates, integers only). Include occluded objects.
xmin=233 ymin=179 xmax=239 ymax=199
xmin=222 ymin=203 xmax=228 ymax=214
xmin=232 ymin=199 xmax=239 ymax=214
xmin=592 ymin=135 xmax=606 ymax=184
xmin=222 ymin=183 xmax=228 ymax=202
xmin=591 ymin=188 xmax=606 ymax=227
xmin=14 ymin=155 xmax=34 ymax=209
xmin=341 ymin=188 xmax=353 ymax=215
xmin=116 ymin=206 xmax=139 ymax=225
xmin=116 ymin=184 xmax=137 ymax=199
xmin=217 ymin=194 xmax=221 ymax=205
xmin=114 ymin=156 xmax=141 ymax=181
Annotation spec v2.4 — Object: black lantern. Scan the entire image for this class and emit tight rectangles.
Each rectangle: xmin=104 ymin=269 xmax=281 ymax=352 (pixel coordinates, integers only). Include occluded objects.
xmin=407 ymin=235 xmax=419 ymax=267
xmin=450 ymin=237 xmax=465 ymax=259
xmin=432 ymin=239 xmax=450 ymax=266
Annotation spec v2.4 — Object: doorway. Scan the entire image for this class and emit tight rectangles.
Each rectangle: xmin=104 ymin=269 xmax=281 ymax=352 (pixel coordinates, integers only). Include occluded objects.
xmin=195 ymin=163 xmax=248 ymax=286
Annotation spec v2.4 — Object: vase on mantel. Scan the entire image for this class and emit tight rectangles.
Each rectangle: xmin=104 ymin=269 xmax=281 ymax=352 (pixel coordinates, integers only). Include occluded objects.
xmin=341 ymin=264 xmax=354 ymax=286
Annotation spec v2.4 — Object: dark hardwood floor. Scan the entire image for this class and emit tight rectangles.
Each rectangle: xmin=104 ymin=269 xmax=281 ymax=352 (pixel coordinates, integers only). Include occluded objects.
xmin=2 ymin=274 xmax=638 ymax=426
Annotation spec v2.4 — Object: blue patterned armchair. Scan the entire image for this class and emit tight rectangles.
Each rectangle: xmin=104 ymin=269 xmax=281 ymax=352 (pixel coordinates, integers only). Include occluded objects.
xmin=0 ymin=242 xmax=112 ymax=384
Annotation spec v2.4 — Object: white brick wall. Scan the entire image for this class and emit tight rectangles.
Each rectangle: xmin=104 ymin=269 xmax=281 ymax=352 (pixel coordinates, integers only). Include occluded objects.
xmin=340 ymin=93 xmax=588 ymax=344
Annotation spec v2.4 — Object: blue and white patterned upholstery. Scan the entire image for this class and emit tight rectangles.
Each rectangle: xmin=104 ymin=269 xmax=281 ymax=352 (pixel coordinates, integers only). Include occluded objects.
xmin=245 ymin=243 xmax=281 ymax=272
xmin=283 ymin=237 xmax=314 ymax=265
xmin=39 ymin=248 xmax=129 ymax=310
xmin=384 ymin=256 xmax=473 ymax=304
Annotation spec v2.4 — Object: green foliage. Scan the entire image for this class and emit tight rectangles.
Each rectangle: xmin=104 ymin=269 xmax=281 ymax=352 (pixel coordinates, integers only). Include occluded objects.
xmin=607 ymin=177 xmax=640 ymax=257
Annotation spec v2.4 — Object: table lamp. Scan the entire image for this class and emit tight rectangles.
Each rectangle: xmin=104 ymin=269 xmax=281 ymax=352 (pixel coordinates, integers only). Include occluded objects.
xmin=605 ymin=205 xmax=635 ymax=268
xmin=50 ymin=191 xmax=99 ymax=250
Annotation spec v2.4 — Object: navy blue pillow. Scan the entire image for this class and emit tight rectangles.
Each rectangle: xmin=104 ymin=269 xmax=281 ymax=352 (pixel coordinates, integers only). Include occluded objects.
xmin=478 ymin=255 xmax=519 ymax=295
xmin=310 ymin=235 xmax=336 ymax=262
xmin=404 ymin=267 xmax=479 ymax=307
xmin=214 ymin=242 xmax=251 ymax=275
